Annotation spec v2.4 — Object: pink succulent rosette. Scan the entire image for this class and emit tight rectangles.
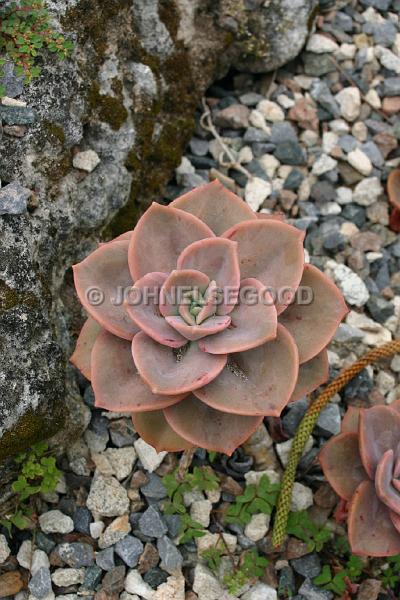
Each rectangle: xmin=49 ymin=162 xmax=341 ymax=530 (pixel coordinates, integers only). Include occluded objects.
xmin=71 ymin=181 xmax=347 ymax=455
xmin=320 ymin=401 xmax=400 ymax=557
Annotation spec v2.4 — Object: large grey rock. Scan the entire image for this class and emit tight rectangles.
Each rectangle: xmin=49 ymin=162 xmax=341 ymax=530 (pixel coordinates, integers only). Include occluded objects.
xmin=0 ymin=0 xmax=316 ymax=460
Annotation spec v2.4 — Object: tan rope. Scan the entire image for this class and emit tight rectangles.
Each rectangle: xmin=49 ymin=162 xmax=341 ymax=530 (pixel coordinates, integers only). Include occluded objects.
xmin=272 ymin=339 xmax=400 ymax=548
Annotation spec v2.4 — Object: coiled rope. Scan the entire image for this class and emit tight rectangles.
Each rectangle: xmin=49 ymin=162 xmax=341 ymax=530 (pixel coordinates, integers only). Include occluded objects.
xmin=272 ymin=339 xmax=400 ymax=548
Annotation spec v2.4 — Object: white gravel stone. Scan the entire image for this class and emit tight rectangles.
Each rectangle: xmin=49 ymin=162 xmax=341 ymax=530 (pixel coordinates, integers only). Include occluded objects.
xmin=353 ymin=177 xmax=383 ymax=206
xmin=326 ymin=260 xmax=369 ymax=306
xmin=134 ymin=438 xmax=167 ymax=473
xmin=391 ymin=355 xmax=400 ymax=373
xmin=365 ymin=88 xmax=381 ymax=109
xmin=125 ymin=570 xmax=155 ymax=599
xmin=249 ymin=109 xmax=269 ymax=131
xmin=276 ymin=437 xmax=314 ymax=467
xmin=245 ymin=469 xmax=281 ymax=486
xmin=277 ymin=94 xmax=295 ymax=109
xmin=257 ymin=99 xmax=284 ymax=122
xmin=306 ymin=34 xmax=339 ymax=53
xmin=335 ymin=43 xmax=356 ymax=60
xmin=190 ymin=500 xmax=212 ymax=528
xmin=320 ymin=202 xmax=341 ymax=216
xmin=244 ymin=513 xmax=270 ymax=542
xmin=51 ymin=569 xmax=85 ymax=587
xmin=72 ymin=149 xmax=100 ymax=173
xmin=245 ymin=177 xmax=272 ymax=211
xmin=335 ymin=87 xmax=361 ymax=122
xmin=376 ymin=371 xmax=396 ymax=395
xmin=241 ymin=583 xmax=277 ymax=600
xmin=312 ymin=154 xmax=337 ymax=175
xmin=322 ymin=131 xmax=338 ymax=154
xmin=90 ymin=521 xmax=105 ymax=539
xmin=290 ymin=482 xmax=314 ymax=512
xmin=0 ymin=534 xmax=10 ymax=564
xmin=1 ymin=96 xmax=27 ymax=107
xmin=347 ymin=312 xmax=392 ymax=345
xmin=347 ymin=148 xmax=373 ymax=176
xmin=337 ymin=186 xmax=353 ymax=205
xmin=196 ymin=532 xmax=237 ymax=554
xmin=120 ymin=594 xmax=140 ymax=600
xmin=193 ymin=564 xmax=235 ymax=600
xmin=376 ymin=46 xmax=400 ymax=74
xmin=238 ymin=146 xmax=253 ymax=164
xmin=352 ymin=121 xmax=368 ymax=142
xmin=183 ymin=489 xmax=205 ymax=507
xmin=329 ymin=119 xmax=349 ymax=134
xmin=154 ymin=575 xmax=185 ymax=600
xmin=104 ymin=447 xmax=137 ymax=480
xmin=87 ymin=473 xmax=129 ymax=517
xmin=31 ymin=549 xmax=50 ymax=576
xmin=17 ymin=540 xmax=33 ymax=569
xmin=259 ymin=154 xmax=280 ymax=178
xmin=39 ymin=510 xmax=74 ymax=534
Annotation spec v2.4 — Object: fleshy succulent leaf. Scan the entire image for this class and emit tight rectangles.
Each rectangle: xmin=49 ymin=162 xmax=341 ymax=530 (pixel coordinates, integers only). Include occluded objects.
xmin=279 ymin=264 xmax=348 ymax=363
xmin=341 ymin=407 xmax=361 ymax=434
xmin=164 ymin=395 xmax=263 ymax=455
xmin=348 ymin=480 xmax=400 ymax=557
xmin=73 ymin=240 xmax=139 ymax=340
xmin=359 ymin=406 xmax=400 ymax=479
xmin=387 ymin=168 xmax=400 ymax=211
xmin=92 ymin=330 xmax=186 ymax=412
xmin=222 ymin=219 xmax=305 ymax=314
xmin=194 ymin=324 xmax=298 ymax=416
xmin=125 ymin=272 xmax=187 ymax=348
xmin=198 ymin=278 xmax=277 ymax=354
xmin=132 ymin=332 xmax=227 ymax=395
xmin=132 ymin=410 xmax=194 ymax=452
xmin=375 ymin=450 xmax=400 ymax=514
xmin=128 ymin=202 xmax=214 ymax=281
xmin=319 ymin=432 xmax=368 ymax=501
xmin=170 ymin=180 xmax=257 ymax=235
xmin=70 ymin=317 xmax=102 ymax=380
xmin=159 ymin=269 xmax=210 ymax=317
xmin=177 ymin=238 xmax=240 ymax=315
xmin=289 ymin=348 xmax=329 ymax=403
xmin=166 ymin=315 xmax=231 ymax=341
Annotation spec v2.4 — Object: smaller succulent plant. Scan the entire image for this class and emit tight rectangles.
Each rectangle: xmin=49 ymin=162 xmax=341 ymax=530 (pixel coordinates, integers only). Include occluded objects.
xmin=320 ymin=401 xmax=400 ymax=557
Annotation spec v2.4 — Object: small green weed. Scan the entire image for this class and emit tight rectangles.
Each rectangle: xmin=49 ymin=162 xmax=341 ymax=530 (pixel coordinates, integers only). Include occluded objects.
xmin=224 ymin=474 xmax=280 ymax=525
xmin=380 ymin=554 xmax=400 ymax=589
xmin=313 ymin=555 xmax=364 ymax=595
xmin=286 ymin=510 xmax=331 ymax=552
xmin=0 ymin=441 xmax=62 ymax=533
xmin=0 ymin=0 xmax=73 ymax=96
xmin=163 ymin=466 xmax=220 ymax=543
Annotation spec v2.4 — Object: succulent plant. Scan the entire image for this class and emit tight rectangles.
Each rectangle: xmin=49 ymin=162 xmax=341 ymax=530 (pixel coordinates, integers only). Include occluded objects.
xmin=387 ymin=168 xmax=400 ymax=233
xmin=71 ymin=181 xmax=347 ymax=455
xmin=320 ymin=401 xmax=400 ymax=557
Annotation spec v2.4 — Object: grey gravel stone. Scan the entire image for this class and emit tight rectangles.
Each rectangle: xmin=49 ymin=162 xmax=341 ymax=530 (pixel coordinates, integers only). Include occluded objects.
xmin=163 ymin=514 xmax=181 ymax=539
xmin=0 ymin=182 xmax=30 ymax=215
xmin=361 ymin=141 xmax=384 ymax=168
xmin=39 ymin=510 xmax=74 ymax=534
xmin=143 ymin=567 xmax=169 ymax=589
xmin=282 ymin=398 xmax=309 ymax=437
xmin=270 ymin=122 xmax=298 ymax=144
xmin=315 ymin=404 xmax=341 ymax=437
xmin=310 ymin=81 xmax=340 ymax=117
xmin=115 ymin=535 xmax=144 ymax=568
xmin=157 ymin=536 xmax=183 ymax=575
xmin=28 ymin=567 xmax=52 ymax=599
xmin=73 ymin=506 xmax=92 ymax=535
xmin=81 ymin=565 xmax=103 ymax=590
xmin=138 ymin=506 xmax=168 ymax=538
xmin=274 ymin=141 xmax=306 ymax=165
xmin=140 ymin=473 xmax=167 ymax=501
xmin=291 ymin=553 xmax=321 ymax=578
xmin=0 ymin=62 xmax=24 ymax=97
xmin=86 ymin=473 xmax=129 ymax=517
xmin=299 ymin=579 xmax=334 ymax=600
xmin=0 ymin=105 xmax=36 ymax=125
xmin=383 ymin=77 xmax=400 ymax=97
xmin=95 ymin=547 xmax=115 ymax=571
xmin=57 ymin=543 xmax=95 ymax=568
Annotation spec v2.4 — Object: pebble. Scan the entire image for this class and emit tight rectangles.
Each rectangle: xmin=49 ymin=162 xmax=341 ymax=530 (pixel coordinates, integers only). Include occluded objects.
xmin=353 ymin=177 xmax=383 ymax=206
xmin=214 ymin=104 xmax=250 ymax=129
xmin=102 ymin=447 xmax=137 ymax=480
xmin=299 ymin=578 xmax=333 ymax=600
xmin=316 ymin=404 xmax=341 ymax=437
xmin=335 ymin=87 xmax=361 ymax=122
xmin=257 ymin=99 xmax=285 ymax=122
xmin=115 ymin=535 xmax=144 ymax=568
xmin=31 ymin=549 xmax=50 ymax=575
xmin=290 ymin=482 xmax=314 ymax=512
xmin=326 ymin=260 xmax=369 ymax=306
xmin=90 ymin=521 xmax=105 ymax=539
xmin=312 ymin=154 xmax=337 ymax=176
xmin=86 ymin=473 xmax=129 ymax=517
xmin=0 ymin=181 xmax=31 ymax=215
xmin=72 ymin=149 xmax=101 ymax=173
xmin=347 ymin=311 xmax=392 ymax=345
xmin=241 ymin=583 xmax=277 ymax=600
xmin=192 ymin=564 xmax=233 ymax=600
xmin=347 ymin=148 xmax=373 ymax=176
xmin=17 ymin=539 xmax=32 ymax=569
xmin=157 ymin=536 xmax=183 ymax=575
xmin=51 ymin=568 xmax=85 ymax=587
xmin=139 ymin=506 xmax=168 ymax=538
xmin=28 ymin=567 xmax=53 ymax=599
xmin=0 ymin=105 xmax=36 ymax=125
xmin=134 ymin=439 xmax=167 ymax=473
xmin=0 ymin=534 xmax=11 ymax=564
xmin=0 ymin=572 xmax=25 ymax=597
xmin=57 ymin=543 xmax=94 ymax=568
xmin=306 ymin=34 xmax=339 ymax=54
xmin=274 ymin=141 xmax=306 ymax=165
xmin=99 ymin=514 xmax=131 ymax=549
xmin=96 ymin=547 xmax=115 ymax=571
xmin=244 ymin=513 xmax=270 ymax=542
xmin=291 ymin=553 xmax=321 ymax=578
xmin=154 ymin=575 xmax=185 ymax=600
xmin=73 ymin=506 xmax=92 ymax=534
xmin=376 ymin=46 xmax=400 ymax=74
xmin=125 ymin=570 xmax=155 ymax=599
xmin=245 ymin=177 xmax=272 ymax=211
xmin=190 ymin=499 xmax=212 ymax=528
xmin=39 ymin=510 xmax=74 ymax=534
